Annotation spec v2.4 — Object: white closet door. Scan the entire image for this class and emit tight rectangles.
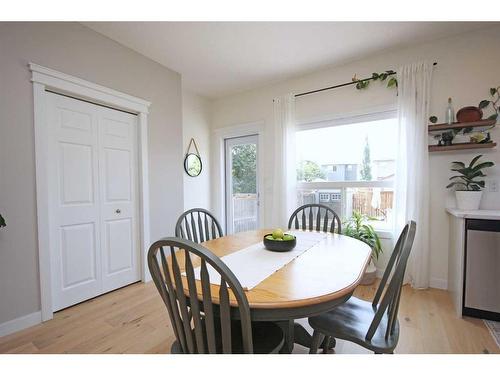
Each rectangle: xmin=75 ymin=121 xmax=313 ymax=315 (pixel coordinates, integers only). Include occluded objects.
xmin=97 ymin=106 xmax=140 ymax=293
xmin=47 ymin=92 xmax=140 ymax=311
xmin=47 ymin=93 xmax=102 ymax=311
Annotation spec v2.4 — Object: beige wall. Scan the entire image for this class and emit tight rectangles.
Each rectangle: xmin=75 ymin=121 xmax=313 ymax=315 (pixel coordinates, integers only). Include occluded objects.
xmin=182 ymin=90 xmax=212 ymax=211
xmin=0 ymin=22 xmax=184 ymax=325
xmin=211 ymin=26 xmax=500 ymax=288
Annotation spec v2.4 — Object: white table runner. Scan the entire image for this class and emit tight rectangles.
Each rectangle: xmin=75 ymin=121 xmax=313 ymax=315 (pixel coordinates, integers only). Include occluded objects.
xmin=191 ymin=231 xmax=327 ymax=290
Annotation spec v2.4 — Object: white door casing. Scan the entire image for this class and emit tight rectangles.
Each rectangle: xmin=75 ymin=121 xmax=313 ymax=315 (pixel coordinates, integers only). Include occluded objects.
xmin=30 ymin=63 xmax=151 ymax=321
xmin=47 ymin=93 xmax=141 ymax=311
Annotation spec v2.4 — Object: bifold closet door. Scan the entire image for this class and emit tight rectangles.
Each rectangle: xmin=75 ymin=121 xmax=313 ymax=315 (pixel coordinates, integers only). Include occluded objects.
xmin=46 ymin=92 xmax=140 ymax=311
xmin=98 ymin=105 xmax=140 ymax=294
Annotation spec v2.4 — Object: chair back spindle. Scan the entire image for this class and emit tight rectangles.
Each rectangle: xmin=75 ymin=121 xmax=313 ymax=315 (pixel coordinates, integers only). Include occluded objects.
xmin=175 ymin=208 xmax=224 ymax=243
xmin=288 ymin=204 xmax=342 ymax=234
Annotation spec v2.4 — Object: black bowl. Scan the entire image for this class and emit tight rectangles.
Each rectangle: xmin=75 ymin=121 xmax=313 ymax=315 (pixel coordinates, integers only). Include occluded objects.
xmin=263 ymin=234 xmax=297 ymax=252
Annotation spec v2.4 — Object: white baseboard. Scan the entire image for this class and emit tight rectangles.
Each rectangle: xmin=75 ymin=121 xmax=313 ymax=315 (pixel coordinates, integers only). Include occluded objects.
xmin=0 ymin=311 xmax=42 ymax=337
xmin=375 ymin=269 xmax=448 ymax=290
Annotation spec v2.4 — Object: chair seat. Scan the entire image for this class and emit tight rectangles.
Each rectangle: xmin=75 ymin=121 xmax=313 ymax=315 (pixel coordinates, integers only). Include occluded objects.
xmin=308 ymin=296 xmax=399 ymax=353
xmin=171 ymin=320 xmax=284 ymax=354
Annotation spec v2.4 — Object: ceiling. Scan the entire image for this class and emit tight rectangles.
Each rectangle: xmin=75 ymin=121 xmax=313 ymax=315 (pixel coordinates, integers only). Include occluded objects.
xmin=84 ymin=22 xmax=492 ymax=98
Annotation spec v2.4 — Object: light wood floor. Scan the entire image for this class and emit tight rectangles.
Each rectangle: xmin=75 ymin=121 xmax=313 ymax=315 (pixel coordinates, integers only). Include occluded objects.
xmin=0 ymin=280 xmax=498 ymax=354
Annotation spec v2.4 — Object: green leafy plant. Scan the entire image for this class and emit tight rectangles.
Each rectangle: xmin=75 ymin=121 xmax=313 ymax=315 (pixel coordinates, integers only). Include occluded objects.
xmin=342 ymin=211 xmax=383 ymax=262
xmin=478 ymin=86 xmax=500 ymax=121
xmin=446 ymin=155 xmax=495 ymax=191
xmin=352 ymin=70 xmax=397 ymax=90
xmin=0 ymin=214 xmax=5 ymax=228
xmin=429 ymin=116 xmax=438 ymax=124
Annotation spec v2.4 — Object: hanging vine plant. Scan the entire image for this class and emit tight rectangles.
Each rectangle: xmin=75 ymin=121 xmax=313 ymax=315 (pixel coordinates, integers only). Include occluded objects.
xmin=478 ymin=86 xmax=499 ymax=121
xmin=352 ymin=70 xmax=398 ymax=90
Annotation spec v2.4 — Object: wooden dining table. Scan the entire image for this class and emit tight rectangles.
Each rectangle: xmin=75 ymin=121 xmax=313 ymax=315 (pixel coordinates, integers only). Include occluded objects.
xmin=199 ymin=229 xmax=372 ymax=353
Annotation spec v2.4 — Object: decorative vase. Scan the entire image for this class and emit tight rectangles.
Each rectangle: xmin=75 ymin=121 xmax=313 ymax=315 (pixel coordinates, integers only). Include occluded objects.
xmin=455 ymin=190 xmax=483 ymax=210
xmin=360 ymin=261 xmax=377 ymax=285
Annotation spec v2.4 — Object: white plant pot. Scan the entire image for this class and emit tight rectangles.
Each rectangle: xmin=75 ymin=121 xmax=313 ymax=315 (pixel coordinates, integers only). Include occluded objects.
xmin=455 ymin=190 xmax=483 ymax=210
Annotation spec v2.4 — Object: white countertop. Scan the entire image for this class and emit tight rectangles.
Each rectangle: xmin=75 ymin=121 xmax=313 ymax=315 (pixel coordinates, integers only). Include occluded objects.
xmin=446 ymin=207 xmax=500 ymax=220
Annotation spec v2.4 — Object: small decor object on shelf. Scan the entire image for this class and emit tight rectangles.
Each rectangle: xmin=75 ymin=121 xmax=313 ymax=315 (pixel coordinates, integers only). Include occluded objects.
xmin=429 ymin=116 xmax=438 ymax=124
xmin=263 ymin=228 xmax=296 ymax=252
xmin=441 ymin=131 xmax=454 ymax=146
xmin=457 ymin=106 xmax=483 ymax=123
xmin=446 ymin=155 xmax=495 ymax=210
xmin=342 ymin=211 xmax=382 ymax=285
xmin=0 ymin=214 xmax=5 ymax=228
xmin=445 ymin=97 xmax=455 ymax=125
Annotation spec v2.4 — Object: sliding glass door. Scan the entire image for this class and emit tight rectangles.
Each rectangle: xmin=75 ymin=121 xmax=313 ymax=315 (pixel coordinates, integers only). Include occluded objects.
xmin=225 ymin=135 xmax=260 ymax=234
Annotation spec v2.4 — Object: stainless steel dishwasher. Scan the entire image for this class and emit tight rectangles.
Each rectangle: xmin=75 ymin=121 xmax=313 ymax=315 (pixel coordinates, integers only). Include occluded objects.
xmin=463 ymin=219 xmax=500 ymax=321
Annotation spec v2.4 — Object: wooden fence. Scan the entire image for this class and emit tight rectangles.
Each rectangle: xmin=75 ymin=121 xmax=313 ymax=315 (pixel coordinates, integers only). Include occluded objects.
xmin=351 ymin=190 xmax=393 ymax=220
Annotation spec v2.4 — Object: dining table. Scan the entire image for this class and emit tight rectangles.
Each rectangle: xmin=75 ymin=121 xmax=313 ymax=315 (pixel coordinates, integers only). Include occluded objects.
xmin=198 ymin=228 xmax=372 ymax=353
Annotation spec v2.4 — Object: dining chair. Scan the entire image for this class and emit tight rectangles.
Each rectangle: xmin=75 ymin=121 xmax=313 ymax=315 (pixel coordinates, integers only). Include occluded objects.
xmin=288 ymin=204 xmax=342 ymax=234
xmin=308 ymin=221 xmax=417 ymax=354
xmin=175 ymin=208 xmax=223 ymax=243
xmin=148 ymin=237 xmax=284 ymax=354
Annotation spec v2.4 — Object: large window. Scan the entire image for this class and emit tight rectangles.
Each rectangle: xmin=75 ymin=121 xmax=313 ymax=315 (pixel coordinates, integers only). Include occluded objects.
xmin=296 ymin=114 xmax=397 ymax=232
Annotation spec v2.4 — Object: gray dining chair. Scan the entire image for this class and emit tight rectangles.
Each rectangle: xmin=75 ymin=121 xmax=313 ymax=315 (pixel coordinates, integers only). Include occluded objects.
xmin=288 ymin=204 xmax=342 ymax=234
xmin=148 ymin=237 xmax=284 ymax=354
xmin=175 ymin=208 xmax=223 ymax=243
xmin=308 ymin=221 xmax=417 ymax=354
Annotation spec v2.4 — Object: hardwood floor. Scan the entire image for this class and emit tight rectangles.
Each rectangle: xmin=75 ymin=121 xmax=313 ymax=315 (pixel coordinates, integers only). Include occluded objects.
xmin=0 ymin=280 xmax=498 ymax=354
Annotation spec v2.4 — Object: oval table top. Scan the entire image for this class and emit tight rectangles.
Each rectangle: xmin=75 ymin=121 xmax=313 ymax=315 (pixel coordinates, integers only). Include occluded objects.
xmin=201 ymin=229 xmax=371 ymax=312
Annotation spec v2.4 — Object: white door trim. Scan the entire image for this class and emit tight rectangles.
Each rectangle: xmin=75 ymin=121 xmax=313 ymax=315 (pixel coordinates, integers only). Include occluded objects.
xmin=212 ymin=121 xmax=265 ymax=231
xmin=30 ymin=63 xmax=151 ymax=322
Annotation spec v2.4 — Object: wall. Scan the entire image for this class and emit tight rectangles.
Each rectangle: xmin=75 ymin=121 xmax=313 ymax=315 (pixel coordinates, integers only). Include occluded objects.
xmin=211 ymin=26 xmax=500 ymax=288
xmin=0 ymin=22 xmax=184 ymax=327
xmin=182 ymin=90 xmax=212 ymax=210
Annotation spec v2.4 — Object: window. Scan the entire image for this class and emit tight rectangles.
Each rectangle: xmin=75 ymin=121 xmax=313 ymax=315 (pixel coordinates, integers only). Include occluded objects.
xmin=295 ymin=114 xmax=397 ymax=232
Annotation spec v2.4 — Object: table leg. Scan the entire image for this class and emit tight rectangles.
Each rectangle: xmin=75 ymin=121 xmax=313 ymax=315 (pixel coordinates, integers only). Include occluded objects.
xmin=293 ymin=322 xmax=336 ymax=352
xmin=276 ymin=320 xmax=295 ymax=353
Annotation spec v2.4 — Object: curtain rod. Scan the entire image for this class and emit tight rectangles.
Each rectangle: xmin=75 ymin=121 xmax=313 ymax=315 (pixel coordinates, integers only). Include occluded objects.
xmin=294 ymin=62 xmax=438 ymax=98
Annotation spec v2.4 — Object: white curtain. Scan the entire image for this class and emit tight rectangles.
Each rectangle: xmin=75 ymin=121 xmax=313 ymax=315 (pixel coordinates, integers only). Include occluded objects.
xmin=394 ymin=61 xmax=433 ymax=289
xmin=271 ymin=94 xmax=297 ymax=228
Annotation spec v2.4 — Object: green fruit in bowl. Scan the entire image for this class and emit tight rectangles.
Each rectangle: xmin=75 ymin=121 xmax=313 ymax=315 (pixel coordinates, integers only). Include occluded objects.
xmin=283 ymin=234 xmax=295 ymax=241
xmin=272 ymin=228 xmax=284 ymax=239
xmin=265 ymin=235 xmax=274 ymax=240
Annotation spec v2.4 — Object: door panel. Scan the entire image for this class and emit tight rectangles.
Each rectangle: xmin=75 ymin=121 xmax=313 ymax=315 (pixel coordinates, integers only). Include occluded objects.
xmin=60 ymin=223 xmax=97 ymax=288
xmin=59 ymin=142 xmax=94 ymax=205
xmin=105 ymin=219 xmax=133 ymax=274
xmin=47 ymin=92 xmax=140 ymax=311
xmin=104 ymin=148 xmax=132 ymax=201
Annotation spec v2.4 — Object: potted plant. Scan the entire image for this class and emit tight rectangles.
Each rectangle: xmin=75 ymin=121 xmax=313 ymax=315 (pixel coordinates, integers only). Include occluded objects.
xmin=0 ymin=213 xmax=5 ymax=228
xmin=342 ymin=211 xmax=383 ymax=285
xmin=446 ymin=155 xmax=495 ymax=210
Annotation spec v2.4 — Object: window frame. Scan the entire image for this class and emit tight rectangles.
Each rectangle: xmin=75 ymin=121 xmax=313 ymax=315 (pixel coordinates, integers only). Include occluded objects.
xmin=295 ymin=108 xmax=397 ymax=239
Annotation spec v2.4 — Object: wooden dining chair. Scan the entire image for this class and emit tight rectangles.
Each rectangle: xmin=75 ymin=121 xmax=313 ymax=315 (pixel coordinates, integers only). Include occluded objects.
xmin=148 ymin=237 xmax=284 ymax=354
xmin=175 ymin=208 xmax=223 ymax=243
xmin=288 ymin=204 xmax=342 ymax=234
xmin=308 ymin=221 xmax=417 ymax=354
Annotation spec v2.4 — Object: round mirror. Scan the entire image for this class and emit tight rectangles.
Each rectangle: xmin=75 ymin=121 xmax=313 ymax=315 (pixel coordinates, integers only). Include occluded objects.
xmin=184 ymin=153 xmax=202 ymax=177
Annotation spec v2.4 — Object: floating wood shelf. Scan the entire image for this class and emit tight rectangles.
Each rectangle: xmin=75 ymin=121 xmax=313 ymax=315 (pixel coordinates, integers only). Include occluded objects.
xmin=428 ymin=119 xmax=496 ymax=132
xmin=428 ymin=142 xmax=497 ymax=152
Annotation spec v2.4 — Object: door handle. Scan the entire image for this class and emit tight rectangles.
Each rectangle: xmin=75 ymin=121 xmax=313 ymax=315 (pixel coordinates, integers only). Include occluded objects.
xmin=115 ymin=209 xmax=121 ymax=214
